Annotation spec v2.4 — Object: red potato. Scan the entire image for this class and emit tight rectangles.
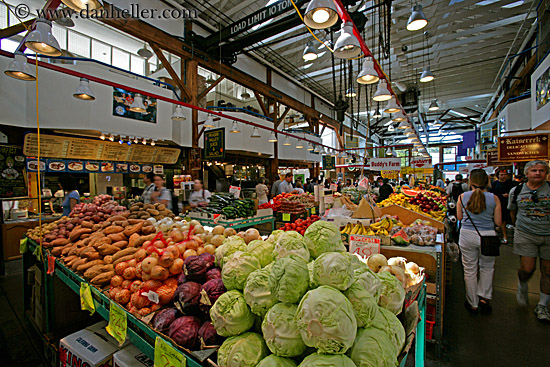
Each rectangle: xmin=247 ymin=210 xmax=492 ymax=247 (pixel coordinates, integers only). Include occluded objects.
xmin=129 ymin=280 xmax=142 ymax=293
xmin=110 ymin=275 xmax=124 ymax=287
xmin=142 ymin=272 xmax=151 ymax=281
xmin=115 ymin=289 xmax=131 ymax=305
xmin=109 ymin=287 xmax=121 ymax=299
xmin=131 ymin=292 xmax=151 ymax=309
xmin=121 ymin=280 xmax=133 ymax=289
xmin=135 ymin=263 xmax=143 ymax=279
xmin=138 ymin=307 xmax=152 ymax=317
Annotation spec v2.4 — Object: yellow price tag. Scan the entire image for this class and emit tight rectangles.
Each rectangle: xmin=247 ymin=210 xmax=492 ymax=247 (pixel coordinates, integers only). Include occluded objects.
xmin=311 ymin=207 xmax=316 ymax=215
xmin=19 ymin=238 xmax=28 ymax=254
xmin=106 ymin=301 xmax=127 ymax=346
xmin=154 ymin=337 xmax=186 ymax=367
xmin=79 ymin=282 xmax=95 ymax=315
xmin=282 ymin=213 xmax=291 ymax=221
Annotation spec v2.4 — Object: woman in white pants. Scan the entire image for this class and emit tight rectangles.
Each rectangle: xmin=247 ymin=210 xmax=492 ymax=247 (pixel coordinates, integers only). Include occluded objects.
xmin=457 ymin=169 xmax=502 ymax=314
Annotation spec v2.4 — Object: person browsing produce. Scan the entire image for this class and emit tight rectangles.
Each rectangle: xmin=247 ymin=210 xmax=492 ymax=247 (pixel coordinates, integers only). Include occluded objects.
xmin=508 ymin=160 xmax=550 ymax=322
xmin=141 ymin=172 xmax=155 ymax=204
xmin=58 ymin=175 xmax=80 ymax=217
xmin=189 ymin=179 xmax=211 ymax=208
xmin=255 ymin=177 xmax=269 ymax=205
xmin=279 ymin=173 xmax=297 ymax=194
xmin=150 ymin=174 xmax=173 ymax=211
xmin=456 ymin=169 xmax=501 ymax=314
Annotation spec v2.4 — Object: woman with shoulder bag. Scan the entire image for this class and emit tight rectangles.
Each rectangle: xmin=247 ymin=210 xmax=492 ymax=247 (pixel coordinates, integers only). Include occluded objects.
xmin=457 ymin=169 xmax=502 ymax=314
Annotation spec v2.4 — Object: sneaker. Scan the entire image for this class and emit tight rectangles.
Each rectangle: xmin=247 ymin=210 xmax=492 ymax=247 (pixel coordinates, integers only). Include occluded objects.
xmin=516 ymin=286 xmax=529 ymax=307
xmin=534 ymin=304 xmax=550 ymax=322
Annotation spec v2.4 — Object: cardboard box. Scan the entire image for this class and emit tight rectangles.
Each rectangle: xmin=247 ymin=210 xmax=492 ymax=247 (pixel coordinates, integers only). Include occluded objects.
xmin=59 ymin=321 xmax=121 ymax=367
xmin=113 ymin=345 xmax=153 ymax=367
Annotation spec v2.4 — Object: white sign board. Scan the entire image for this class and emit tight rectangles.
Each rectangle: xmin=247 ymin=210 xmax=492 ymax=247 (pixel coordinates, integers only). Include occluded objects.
xmin=349 ymin=235 xmax=381 ymax=258
xmin=229 ymin=185 xmax=241 ymax=199
xmin=367 ymin=158 xmax=401 ymax=171
xmin=411 ymin=157 xmax=433 ymax=169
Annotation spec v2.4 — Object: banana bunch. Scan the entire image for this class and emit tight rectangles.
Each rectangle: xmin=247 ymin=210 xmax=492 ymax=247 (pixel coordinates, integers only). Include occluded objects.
xmin=341 ymin=223 xmax=372 ymax=235
xmin=368 ymin=217 xmax=393 ymax=236
xmin=429 ymin=210 xmax=446 ymax=222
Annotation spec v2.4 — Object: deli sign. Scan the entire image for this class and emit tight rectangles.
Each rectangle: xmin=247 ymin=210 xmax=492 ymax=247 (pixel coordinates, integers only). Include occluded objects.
xmin=411 ymin=157 xmax=433 ymax=169
xmin=498 ymin=134 xmax=549 ymax=162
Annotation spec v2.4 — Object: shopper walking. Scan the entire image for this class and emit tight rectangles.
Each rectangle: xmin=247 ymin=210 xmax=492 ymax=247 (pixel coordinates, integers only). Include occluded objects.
xmin=255 ymin=177 xmax=269 ymax=205
xmin=58 ymin=175 xmax=80 ymax=217
xmin=150 ymin=174 xmax=173 ymax=211
xmin=489 ymin=168 xmax=517 ymax=244
xmin=140 ymin=172 xmax=155 ymax=204
xmin=457 ymin=169 xmax=502 ymax=313
xmin=436 ymin=177 xmax=445 ymax=189
xmin=271 ymin=177 xmax=282 ymax=197
xmin=377 ymin=178 xmax=394 ymax=202
xmin=508 ymin=160 xmax=550 ymax=322
xmin=189 ymin=179 xmax=211 ymax=208
xmin=447 ymin=174 xmax=469 ymax=201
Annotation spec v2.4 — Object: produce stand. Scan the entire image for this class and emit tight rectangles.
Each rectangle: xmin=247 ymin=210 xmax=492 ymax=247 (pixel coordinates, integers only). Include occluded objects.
xmin=189 ymin=209 xmax=275 ymax=231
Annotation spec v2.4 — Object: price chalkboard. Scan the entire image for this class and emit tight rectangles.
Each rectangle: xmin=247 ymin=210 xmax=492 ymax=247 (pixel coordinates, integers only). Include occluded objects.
xmin=204 ymin=128 xmax=225 ymax=159
xmin=322 ymin=155 xmax=335 ymax=170
xmin=0 ymin=145 xmax=27 ymax=198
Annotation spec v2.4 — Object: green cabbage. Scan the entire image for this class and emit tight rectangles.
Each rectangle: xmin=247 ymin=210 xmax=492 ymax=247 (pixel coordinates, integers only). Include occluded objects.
xmin=217 ymin=332 xmax=268 ymax=367
xmin=307 ymin=261 xmax=315 ymax=290
xmin=210 ymin=290 xmax=255 ymax=337
xmin=244 ymin=266 xmax=278 ymax=317
xmin=303 ymin=221 xmax=346 ymax=258
xmin=377 ymin=271 xmax=405 ymax=315
xmin=216 ymin=238 xmax=248 ymax=268
xmin=274 ymin=231 xmax=310 ymax=262
xmin=269 ymin=255 xmax=309 ymax=303
xmin=351 ymin=254 xmax=369 ymax=274
xmin=312 ymin=252 xmax=354 ymax=291
xmin=298 ymin=353 xmax=357 ymax=366
xmin=344 ymin=280 xmax=380 ymax=328
xmin=353 ymin=268 xmax=382 ymax=301
xmin=247 ymin=239 xmax=275 ymax=267
xmin=262 ymin=303 xmax=306 ymax=357
xmin=372 ymin=307 xmax=406 ymax=353
xmin=257 ymin=355 xmax=297 ymax=367
xmin=222 ymin=252 xmax=261 ymax=291
xmin=266 ymin=230 xmax=285 ymax=244
xmin=295 ymin=286 xmax=357 ymax=354
xmin=349 ymin=327 xmax=398 ymax=367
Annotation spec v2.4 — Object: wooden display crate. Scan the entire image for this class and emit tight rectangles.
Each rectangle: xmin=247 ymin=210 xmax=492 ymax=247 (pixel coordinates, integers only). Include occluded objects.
xmin=380 ymin=205 xmax=444 ymax=232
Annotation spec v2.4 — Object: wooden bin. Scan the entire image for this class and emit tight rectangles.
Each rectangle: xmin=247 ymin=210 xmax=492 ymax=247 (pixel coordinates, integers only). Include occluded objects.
xmin=380 ymin=205 xmax=444 ymax=233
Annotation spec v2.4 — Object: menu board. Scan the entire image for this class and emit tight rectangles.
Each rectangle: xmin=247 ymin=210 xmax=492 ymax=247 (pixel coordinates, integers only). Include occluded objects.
xmin=23 ymin=133 xmax=180 ymax=164
xmin=322 ymin=155 xmax=335 ymax=170
xmin=0 ymin=145 xmax=27 ymax=198
xmin=498 ymin=134 xmax=549 ymax=162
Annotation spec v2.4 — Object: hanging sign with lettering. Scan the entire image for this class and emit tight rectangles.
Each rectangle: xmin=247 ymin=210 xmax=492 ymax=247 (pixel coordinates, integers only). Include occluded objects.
xmin=498 ymin=134 xmax=549 ymax=162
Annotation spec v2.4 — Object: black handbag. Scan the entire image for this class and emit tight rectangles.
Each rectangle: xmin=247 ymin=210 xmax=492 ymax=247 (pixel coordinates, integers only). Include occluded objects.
xmin=460 ymin=196 xmax=500 ymax=256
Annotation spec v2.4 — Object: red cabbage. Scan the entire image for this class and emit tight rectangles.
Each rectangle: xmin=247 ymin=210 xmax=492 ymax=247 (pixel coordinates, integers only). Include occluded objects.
xmin=151 ymin=308 xmax=179 ymax=334
xmin=168 ymin=316 xmax=201 ymax=350
xmin=177 ymin=271 xmax=187 ymax=285
xmin=198 ymin=321 xmax=223 ymax=347
xmin=199 ymin=253 xmax=215 ymax=269
xmin=205 ymin=268 xmax=222 ymax=282
xmin=174 ymin=281 xmax=201 ymax=314
xmin=184 ymin=255 xmax=214 ymax=282
xmin=199 ymin=278 xmax=226 ymax=312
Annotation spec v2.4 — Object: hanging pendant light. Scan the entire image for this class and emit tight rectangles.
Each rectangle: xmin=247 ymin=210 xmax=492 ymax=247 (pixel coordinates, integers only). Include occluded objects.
xmin=398 ymin=120 xmax=410 ymax=129
xmin=54 ymin=14 xmax=74 ymax=28
xmin=314 ymin=145 xmax=320 ymax=153
xmin=171 ymin=106 xmax=186 ymax=120
xmin=151 ymin=139 xmax=157 ymax=146
xmin=303 ymin=0 xmax=338 ymax=29
xmin=334 ymin=22 xmax=362 ymax=59
xmin=303 ymin=41 xmax=318 ymax=61
xmin=268 ymin=132 xmax=278 ymax=142
xmin=331 ymin=149 xmax=337 ymax=157
xmin=108 ymin=134 xmax=115 ymax=142
xmin=307 ymin=142 xmax=314 ymax=151
xmin=420 ymin=67 xmax=435 ymax=83
xmin=388 ymin=124 xmax=395 ymax=132
xmin=251 ymin=127 xmax=261 ymax=138
xmin=118 ymin=135 xmax=125 ymax=144
xmin=345 ymin=86 xmax=357 ymax=98
xmin=405 ymin=128 xmax=415 ymax=135
xmin=99 ymin=133 xmax=106 ymax=140
xmin=392 ymin=110 xmax=407 ymax=122
xmin=4 ymin=53 xmax=36 ymax=81
xmin=25 ymin=19 xmax=62 ymax=56
xmin=407 ymin=5 xmax=428 ymax=31
xmin=433 ymin=119 xmax=442 ymax=127
xmin=241 ymin=90 xmax=251 ymax=99
xmin=372 ymin=80 xmax=392 ymax=102
xmin=129 ymin=93 xmax=146 ymax=113
xmin=61 ymin=0 xmax=103 ymax=11
xmin=384 ymin=97 xmax=400 ymax=113
xmin=296 ymin=140 xmax=304 ymax=149
xmin=137 ymin=43 xmax=153 ymax=59
xmin=203 ymin=114 xmax=216 ymax=128
xmin=283 ymin=136 xmax=291 ymax=146
xmin=356 ymin=57 xmax=379 ymax=84
xmin=142 ymin=138 xmax=147 ymax=145
xmin=230 ymin=121 xmax=240 ymax=133
xmin=133 ymin=136 xmax=139 ymax=144
xmin=429 ymin=99 xmax=440 ymax=111
xmin=373 ymin=104 xmax=382 ymax=118
xmin=73 ymin=78 xmax=95 ymax=100
xmin=385 ymin=147 xmax=393 ymax=156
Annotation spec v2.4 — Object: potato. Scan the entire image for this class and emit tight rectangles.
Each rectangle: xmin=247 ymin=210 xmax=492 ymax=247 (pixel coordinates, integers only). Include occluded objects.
xmin=169 ymin=258 xmax=184 ymax=275
xmin=197 ymin=247 xmax=206 ymax=255
xmin=158 ymin=252 xmax=174 ymax=268
xmin=115 ymin=262 xmax=129 ymax=276
xmin=204 ymin=244 xmax=216 ymax=255
xmin=134 ymin=248 xmax=148 ymax=262
xmin=111 ymin=275 xmax=124 ymax=287
xmin=142 ymin=257 xmax=158 ymax=273
xmin=185 ymin=239 xmax=199 ymax=251
xmin=183 ymin=249 xmax=197 ymax=259
xmin=194 ymin=224 xmax=205 ymax=234
xmin=114 ymin=289 xmax=131 ymax=305
xmin=210 ymin=235 xmax=225 ymax=247
xmin=168 ymin=229 xmax=184 ymax=242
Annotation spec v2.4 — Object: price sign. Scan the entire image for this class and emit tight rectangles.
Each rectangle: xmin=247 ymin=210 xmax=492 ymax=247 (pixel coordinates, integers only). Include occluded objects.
xmin=80 ymin=282 xmax=95 ymax=315
xmin=106 ymin=301 xmax=127 ymax=346
xmin=19 ymin=238 xmax=28 ymax=254
xmin=324 ymin=196 xmax=334 ymax=204
xmin=282 ymin=213 xmax=291 ymax=221
xmin=349 ymin=234 xmax=381 ymax=259
xmin=154 ymin=336 xmax=186 ymax=367
xmin=311 ymin=207 xmax=316 ymax=214
xmin=229 ymin=185 xmax=241 ymax=199
xmin=329 ymin=183 xmax=338 ymax=192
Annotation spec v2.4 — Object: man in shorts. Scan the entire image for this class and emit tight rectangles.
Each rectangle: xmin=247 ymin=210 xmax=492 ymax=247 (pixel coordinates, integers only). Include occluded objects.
xmin=509 ymin=160 xmax=550 ymax=322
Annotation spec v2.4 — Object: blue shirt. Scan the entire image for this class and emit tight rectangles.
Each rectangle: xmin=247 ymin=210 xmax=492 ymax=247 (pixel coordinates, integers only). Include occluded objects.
xmin=62 ymin=190 xmax=80 ymax=217
xmin=461 ymin=191 xmax=496 ymax=231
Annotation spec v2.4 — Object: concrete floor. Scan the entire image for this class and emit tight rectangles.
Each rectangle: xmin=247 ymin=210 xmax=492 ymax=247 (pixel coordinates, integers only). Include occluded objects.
xmin=1 ymin=237 xmax=549 ymax=366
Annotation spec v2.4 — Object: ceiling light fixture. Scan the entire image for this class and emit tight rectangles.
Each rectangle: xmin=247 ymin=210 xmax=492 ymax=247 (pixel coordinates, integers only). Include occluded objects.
xmin=384 ymin=97 xmax=400 ymax=113
xmin=171 ymin=105 xmax=186 ymax=120
xmin=303 ymin=41 xmax=318 ymax=61
xmin=392 ymin=111 xmax=407 ymax=122
xmin=307 ymin=142 xmax=314 ymax=151
xmin=99 ymin=133 xmax=106 ymax=140
xmin=61 ymin=0 xmax=103 ymax=11
xmin=345 ymin=86 xmax=357 ymax=98
xmin=129 ymin=93 xmax=146 ymax=113
xmin=388 ymin=124 xmax=395 ymax=132
xmin=54 ymin=14 xmax=75 ymax=28
xmin=73 ymin=78 xmax=95 ymax=100
xmin=407 ymin=4 xmax=428 ymax=31
xmin=296 ymin=140 xmax=304 ymax=149
xmin=137 ymin=43 xmax=153 ymax=59
xmin=142 ymin=138 xmax=147 ymax=145
xmin=25 ymin=18 xmax=62 ymax=56
xmin=268 ymin=132 xmax=278 ymax=142
xmin=108 ymin=134 xmax=115 ymax=142
xmin=398 ymin=120 xmax=410 ymax=129
xmin=420 ymin=67 xmax=435 ymax=83
xmin=4 ymin=52 xmax=36 ymax=81
xmin=251 ymin=127 xmax=261 ymax=138
xmin=314 ymin=145 xmax=320 ymax=153
xmin=203 ymin=114 xmax=216 ymax=128
xmin=334 ymin=22 xmax=362 ymax=59
xmin=230 ymin=121 xmax=240 ymax=133
xmin=405 ymin=128 xmax=415 ymax=135
xmin=373 ymin=104 xmax=382 ymax=118
xmin=303 ymin=0 xmax=339 ymax=29
xmin=429 ymin=99 xmax=440 ymax=111
xmin=372 ymin=80 xmax=392 ymax=101
xmin=118 ymin=136 xmax=125 ymax=144
xmin=356 ymin=56 xmax=379 ymax=84
xmin=241 ymin=90 xmax=251 ymax=99
xmin=151 ymin=139 xmax=156 ymax=146
xmin=386 ymin=147 xmax=393 ymax=156
xmin=283 ymin=136 xmax=291 ymax=146
xmin=133 ymin=136 xmax=139 ymax=144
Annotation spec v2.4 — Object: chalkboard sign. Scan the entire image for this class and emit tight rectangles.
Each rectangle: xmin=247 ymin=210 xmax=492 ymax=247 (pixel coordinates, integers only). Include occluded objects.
xmin=204 ymin=128 xmax=225 ymax=159
xmin=322 ymin=155 xmax=335 ymax=170
xmin=0 ymin=145 xmax=27 ymax=198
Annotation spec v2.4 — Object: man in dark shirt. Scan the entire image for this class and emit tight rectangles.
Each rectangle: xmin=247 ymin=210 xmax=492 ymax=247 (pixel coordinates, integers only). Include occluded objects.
xmin=490 ymin=168 xmax=517 ymax=243
xmin=378 ymin=178 xmax=394 ymax=202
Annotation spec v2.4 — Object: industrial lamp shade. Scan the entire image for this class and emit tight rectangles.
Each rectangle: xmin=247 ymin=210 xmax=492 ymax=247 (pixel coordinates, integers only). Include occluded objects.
xmin=4 ymin=53 xmax=36 ymax=81
xmin=61 ymin=0 xmax=103 ymax=11
xmin=387 ymin=124 xmax=395 ymax=132
xmin=386 ymin=147 xmax=393 ymax=156
xmin=296 ymin=140 xmax=304 ymax=149
xmin=356 ymin=57 xmax=379 ymax=84
xmin=73 ymin=78 xmax=95 ymax=100
xmin=303 ymin=41 xmax=318 ymax=61
xmin=203 ymin=115 xmax=216 ymax=128
xmin=420 ymin=67 xmax=435 ymax=83
xmin=230 ymin=121 xmax=241 ymax=133
xmin=268 ymin=132 xmax=278 ymax=142
xmin=129 ymin=94 xmax=147 ymax=113
xmin=397 ymin=120 xmax=410 ymax=129
xmin=392 ymin=110 xmax=407 ymax=122
xmin=429 ymin=99 xmax=440 ymax=111
xmin=283 ymin=136 xmax=291 ymax=146
xmin=137 ymin=43 xmax=153 ymax=59
xmin=171 ymin=106 xmax=186 ymax=120
xmin=307 ymin=142 xmax=314 ymax=151
xmin=25 ymin=19 xmax=62 ymax=56
xmin=303 ymin=0 xmax=338 ymax=29
xmin=372 ymin=80 xmax=392 ymax=102
xmin=334 ymin=22 xmax=362 ymax=59
xmin=54 ymin=15 xmax=74 ymax=27
xmin=241 ymin=91 xmax=251 ymax=99
xmin=373 ymin=106 xmax=382 ymax=118
xmin=384 ymin=97 xmax=400 ymax=113
xmin=407 ymin=5 xmax=428 ymax=31
xmin=251 ymin=127 xmax=261 ymax=138
xmin=345 ymin=87 xmax=357 ymax=98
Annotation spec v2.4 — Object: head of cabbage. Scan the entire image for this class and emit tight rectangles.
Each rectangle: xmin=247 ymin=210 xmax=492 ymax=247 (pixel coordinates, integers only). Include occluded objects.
xmin=209 ymin=290 xmax=255 ymax=337
xmin=344 ymin=279 xmax=379 ymax=328
xmin=269 ymin=255 xmax=309 ymax=304
xmin=261 ymin=303 xmax=306 ymax=357
xmin=377 ymin=271 xmax=405 ymax=315
xmin=243 ymin=266 xmax=278 ymax=317
xmin=256 ymin=355 xmax=297 ymax=367
xmin=303 ymin=221 xmax=346 ymax=258
xmin=216 ymin=238 xmax=248 ymax=268
xmin=372 ymin=306 xmax=406 ymax=353
xmin=273 ymin=231 xmax=310 ymax=262
xmin=312 ymin=252 xmax=354 ymax=291
xmin=221 ymin=252 xmax=261 ymax=291
xmin=217 ymin=332 xmax=268 ymax=367
xmin=348 ymin=327 xmax=399 ymax=367
xmin=353 ymin=267 xmax=382 ymax=301
xmin=247 ymin=239 xmax=275 ymax=267
xmin=299 ymin=353 xmax=357 ymax=367
xmin=266 ymin=230 xmax=285 ymax=244
xmin=295 ymin=286 xmax=357 ymax=354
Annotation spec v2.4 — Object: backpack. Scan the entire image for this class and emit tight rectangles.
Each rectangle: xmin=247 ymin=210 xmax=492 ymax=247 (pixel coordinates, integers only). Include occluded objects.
xmin=511 ymin=181 xmax=550 ymax=207
xmin=451 ymin=182 xmax=464 ymax=202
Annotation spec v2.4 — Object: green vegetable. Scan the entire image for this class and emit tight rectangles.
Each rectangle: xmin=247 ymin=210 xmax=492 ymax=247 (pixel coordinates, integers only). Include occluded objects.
xmin=312 ymin=252 xmax=354 ymax=291
xmin=269 ymin=255 xmax=309 ymax=304
xmin=257 ymin=355 xmax=297 ymax=367
xmin=222 ymin=252 xmax=261 ymax=291
xmin=216 ymin=238 xmax=247 ymax=268
xmin=303 ymin=221 xmax=346 ymax=258
xmin=307 ymin=261 xmax=315 ymax=289
xmin=353 ymin=268 xmax=382 ymax=301
xmin=348 ymin=327 xmax=399 ymax=367
xmin=247 ymin=239 xmax=275 ymax=267
xmin=299 ymin=354 xmax=357 ymax=367
xmin=244 ymin=266 xmax=278 ymax=317
xmin=217 ymin=332 xmax=268 ymax=367
xmin=274 ymin=231 xmax=310 ymax=262
xmin=262 ymin=303 xmax=306 ymax=357
xmin=351 ymin=254 xmax=368 ymax=274
xmin=295 ymin=286 xmax=357 ymax=354
xmin=377 ymin=271 xmax=406 ymax=315
xmin=266 ymin=230 xmax=285 ymax=244
xmin=210 ymin=290 xmax=255 ymax=337
xmin=344 ymin=279 xmax=380 ymax=328
xmin=372 ymin=307 xmax=406 ymax=353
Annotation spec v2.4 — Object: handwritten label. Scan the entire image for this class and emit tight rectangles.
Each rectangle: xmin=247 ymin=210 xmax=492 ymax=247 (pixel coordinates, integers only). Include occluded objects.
xmin=154 ymin=336 xmax=186 ymax=367
xmin=106 ymin=301 xmax=127 ymax=346
xmin=349 ymin=234 xmax=381 ymax=258
xmin=47 ymin=256 xmax=55 ymax=275
xmin=80 ymin=282 xmax=95 ymax=315
xmin=282 ymin=213 xmax=291 ymax=221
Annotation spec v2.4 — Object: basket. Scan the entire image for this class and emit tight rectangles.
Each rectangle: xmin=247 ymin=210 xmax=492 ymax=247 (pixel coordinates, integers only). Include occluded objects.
xmin=425 ymin=303 xmax=436 ymax=340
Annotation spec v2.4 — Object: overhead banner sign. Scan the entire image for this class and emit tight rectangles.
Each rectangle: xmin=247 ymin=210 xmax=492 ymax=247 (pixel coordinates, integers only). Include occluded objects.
xmin=322 ymin=155 xmax=336 ymax=170
xmin=486 ymin=149 xmax=502 ymax=166
xmin=498 ymin=134 xmax=549 ymax=162
xmin=411 ymin=157 xmax=433 ymax=169
xmin=204 ymin=128 xmax=225 ymax=160
xmin=368 ymin=158 xmax=401 ymax=171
